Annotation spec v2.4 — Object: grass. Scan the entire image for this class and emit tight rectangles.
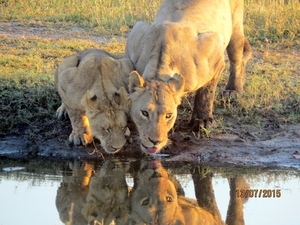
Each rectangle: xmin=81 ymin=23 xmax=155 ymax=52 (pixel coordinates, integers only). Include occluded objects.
xmin=244 ymin=0 xmax=300 ymax=48
xmin=0 ymin=0 xmax=162 ymax=35
xmin=0 ymin=0 xmax=299 ymax=44
xmin=0 ymin=0 xmax=299 ymax=137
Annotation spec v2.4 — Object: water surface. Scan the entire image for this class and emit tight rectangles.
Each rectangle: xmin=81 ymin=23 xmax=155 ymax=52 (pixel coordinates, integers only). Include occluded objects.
xmin=0 ymin=158 xmax=299 ymax=225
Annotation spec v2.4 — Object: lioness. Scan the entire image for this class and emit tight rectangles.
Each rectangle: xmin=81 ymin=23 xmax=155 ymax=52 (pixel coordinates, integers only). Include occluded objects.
xmin=125 ymin=0 xmax=252 ymax=154
xmin=55 ymin=49 xmax=134 ymax=154
xmin=128 ymin=160 xmax=219 ymax=225
xmin=82 ymin=160 xmax=130 ymax=225
xmin=56 ymin=161 xmax=95 ymax=225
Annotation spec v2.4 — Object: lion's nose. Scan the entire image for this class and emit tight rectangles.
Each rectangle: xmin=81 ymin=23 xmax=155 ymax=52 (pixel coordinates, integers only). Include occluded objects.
xmin=151 ymin=171 xmax=163 ymax=178
xmin=148 ymin=137 xmax=161 ymax=146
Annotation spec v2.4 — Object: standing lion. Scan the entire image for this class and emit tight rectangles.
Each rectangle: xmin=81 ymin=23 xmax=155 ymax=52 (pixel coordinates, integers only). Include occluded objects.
xmin=125 ymin=0 xmax=252 ymax=154
xmin=128 ymin=160 xmax=220 ymax=225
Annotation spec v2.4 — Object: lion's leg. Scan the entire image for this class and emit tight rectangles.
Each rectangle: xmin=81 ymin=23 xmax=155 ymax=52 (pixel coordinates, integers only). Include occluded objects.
xmin=191 ymin=59 xmax=224 ymax=131
xmin=67 ymin=107 xmax=93 ymax=145
xmin=226 ymin=175 xmax=250 ymax=225
xmin=191 ymin=166 xmax=224 ymax=225
xmin=225 ymin=30 xmax=252 ymax=96
xmin=191 ymin=80 xmax=218 ymax=131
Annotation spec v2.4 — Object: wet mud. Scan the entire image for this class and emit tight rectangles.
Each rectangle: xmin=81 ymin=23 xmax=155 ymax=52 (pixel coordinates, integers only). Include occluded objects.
xmin=1 ymin=122 xmax=300 ymax=169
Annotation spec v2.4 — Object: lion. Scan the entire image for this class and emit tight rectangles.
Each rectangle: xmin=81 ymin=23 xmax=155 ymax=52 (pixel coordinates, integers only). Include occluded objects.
xmin=81 ymin=160 xmax=130 ymax=225
xmin=128 ymin=160 xmax=220 ymax=225
xmin=125 ymin=0 xmax=252 ymax=154
xmin=56 ymin=160 xmax=95 ymax=225
xmin=55 ymin=49 xmax=134 ymax=154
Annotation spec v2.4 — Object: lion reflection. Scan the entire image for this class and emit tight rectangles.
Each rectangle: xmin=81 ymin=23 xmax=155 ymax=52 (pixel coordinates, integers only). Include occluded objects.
xmin=82 ymin=160 xmax=130 ymax=225
xmin=56 ymin=160 xmax=94 ymax=225
xmin=56 ymin=160 xmax=248 ymax=225
xmin=128 ymin=160 xmax=219 ymax=225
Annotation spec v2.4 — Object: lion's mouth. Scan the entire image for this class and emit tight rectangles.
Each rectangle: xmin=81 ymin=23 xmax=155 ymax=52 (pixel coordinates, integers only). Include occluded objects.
xmin=141 ymin=144 xmax=160 ymax=154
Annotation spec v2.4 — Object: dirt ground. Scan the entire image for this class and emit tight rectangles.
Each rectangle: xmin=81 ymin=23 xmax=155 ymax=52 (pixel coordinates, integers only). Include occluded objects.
xmin=0 ymin=22 xmax=299 ymax=169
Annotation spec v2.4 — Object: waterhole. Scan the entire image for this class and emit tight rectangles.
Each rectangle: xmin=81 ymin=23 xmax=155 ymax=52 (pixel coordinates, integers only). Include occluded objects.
xmin=0 ymin=158 xmax=299 ymax=225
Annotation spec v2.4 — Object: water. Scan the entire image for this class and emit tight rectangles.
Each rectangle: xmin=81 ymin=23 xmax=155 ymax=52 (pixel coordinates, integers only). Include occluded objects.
xmin=0 ymin=158 xmax=299 ymax=225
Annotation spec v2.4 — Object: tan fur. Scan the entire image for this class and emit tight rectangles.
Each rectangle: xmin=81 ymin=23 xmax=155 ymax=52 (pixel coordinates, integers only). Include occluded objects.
xmin=128 ymin=71 xmax=184 ymax=153
xmin=126 ymin=0 xmax=251 ymax=154
xmin=55 ymin=49 xmax=134 ymax=153
xmin=128 ymin=160 xmax=219 ymax=225
xmin=81 ymin=160 xmax=130 ymax=225
xmin=55 ymin=161 xmax=94 ymax=224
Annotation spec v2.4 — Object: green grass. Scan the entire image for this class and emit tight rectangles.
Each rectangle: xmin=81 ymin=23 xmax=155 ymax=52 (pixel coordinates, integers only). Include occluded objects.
xmin=215 ymin=49 xmax=300 ymax=126
xmin=0 ymin=0 xmax=299 ymax=136
xmin=244 ymin=0 xmax=300 ymax=48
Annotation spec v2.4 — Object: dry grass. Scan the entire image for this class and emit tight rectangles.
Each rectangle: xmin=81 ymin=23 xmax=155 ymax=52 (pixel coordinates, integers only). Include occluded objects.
xmin=0 ymin=0 xmax=299 ymax=46
xmin=0 ymin=0 xmax=162 ymax=34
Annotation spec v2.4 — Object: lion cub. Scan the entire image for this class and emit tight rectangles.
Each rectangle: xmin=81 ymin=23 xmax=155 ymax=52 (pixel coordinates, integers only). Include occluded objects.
xmin=55 ymin=49 xmax=134 ymax=154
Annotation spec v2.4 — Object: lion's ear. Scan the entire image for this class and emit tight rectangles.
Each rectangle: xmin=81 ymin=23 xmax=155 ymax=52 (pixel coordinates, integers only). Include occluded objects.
xmin=168 ymin=73 xmax=185 ymax=93
xmin=81 ymin=90 xmax=99 ymax=110
xmin=129 ymin=71 xmax=145 ymax=93
xmin=86 ymin=90 xmax=98 ymax=101
xmin=113 ymin=87 xmax=129 ymax=108
xmin=101 ymin=56 xmax=120 ymax=69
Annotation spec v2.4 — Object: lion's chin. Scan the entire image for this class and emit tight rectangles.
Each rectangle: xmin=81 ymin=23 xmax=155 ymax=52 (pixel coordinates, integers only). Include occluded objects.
xmin=101 ymin=141 xmax=125 ymax=154
xmin=105 ymin=148 xmax=122 ymax=154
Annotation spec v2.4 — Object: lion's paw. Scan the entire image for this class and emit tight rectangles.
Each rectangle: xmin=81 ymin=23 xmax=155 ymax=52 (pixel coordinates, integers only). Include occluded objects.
xmin=68 ymin=132 xmax=93 ymax=146
xmin=221 ymin=90 xmax=241 ymax=99
xmin=190 ymin=117 xmax=216 ymax=132
xmin=56 ymin=104 xmax=68 ymax=119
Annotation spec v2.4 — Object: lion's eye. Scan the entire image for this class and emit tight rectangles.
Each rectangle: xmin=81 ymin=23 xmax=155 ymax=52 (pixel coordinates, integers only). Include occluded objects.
xmin=166 ymin=113 xmax=172 ymax=119
xmin=166 ymin=196 xmax=173 ymax=202
xmin=141 ymin=198 xmax=150 ymax=206
xmin=141 ymin=110 xmax=149 ymax=117
xmin=91 ymin=212 xmax=98 ymax=217
xmin=106 ymin=128 xmax=111 ymax=133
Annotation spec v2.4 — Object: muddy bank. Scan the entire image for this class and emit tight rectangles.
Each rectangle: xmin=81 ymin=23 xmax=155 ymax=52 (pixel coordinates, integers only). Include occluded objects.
xmin=1 ymin=123 xmax=300 ymax=169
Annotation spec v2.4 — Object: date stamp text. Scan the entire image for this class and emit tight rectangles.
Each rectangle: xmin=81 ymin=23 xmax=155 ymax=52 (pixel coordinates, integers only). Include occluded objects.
xmin=236 ymin=189 xmax=281 ymax=198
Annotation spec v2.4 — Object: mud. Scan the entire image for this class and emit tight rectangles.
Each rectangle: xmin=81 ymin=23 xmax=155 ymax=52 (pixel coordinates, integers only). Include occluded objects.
xmin=0 ymin=22 xmax=299 ymax=169
xmin=1 ymin=123 xmax=300 ymax=169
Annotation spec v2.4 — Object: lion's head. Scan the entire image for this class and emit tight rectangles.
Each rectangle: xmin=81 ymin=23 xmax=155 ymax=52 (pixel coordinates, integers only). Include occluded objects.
xmin=129 ymin=160 xmax=185 ymax=225
xmin=82 ymin=160 xmax=130 ymax=224
xmin=128 ymin=71 xmax=184 ymax=154
xmin=56 ymin=161 xmax=94 ymax=225
xmin=81 ymin=86 xmax=130 ymax=154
